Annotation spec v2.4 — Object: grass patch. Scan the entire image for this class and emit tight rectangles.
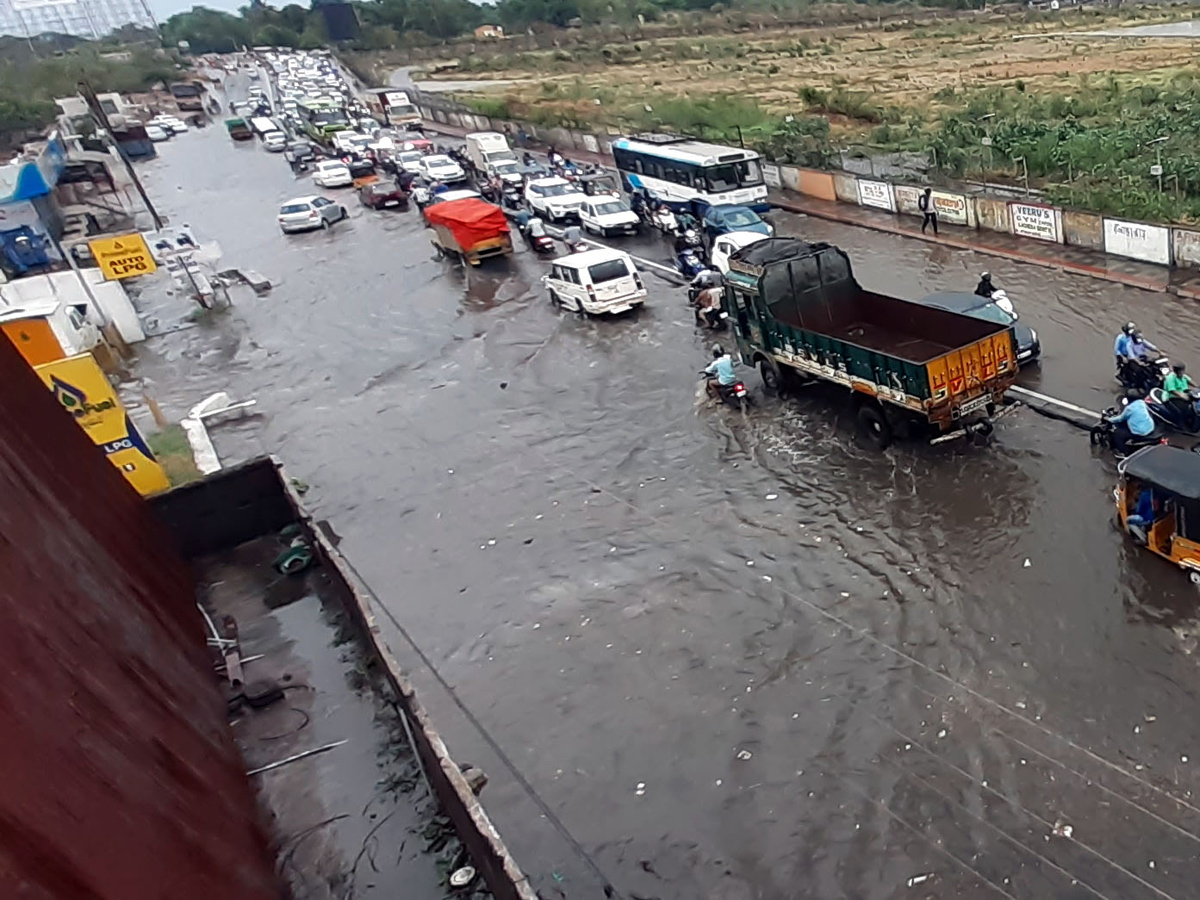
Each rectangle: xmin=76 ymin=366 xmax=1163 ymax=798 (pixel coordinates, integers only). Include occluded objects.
xmin=148 ymin=424 xmax=202 ymax=488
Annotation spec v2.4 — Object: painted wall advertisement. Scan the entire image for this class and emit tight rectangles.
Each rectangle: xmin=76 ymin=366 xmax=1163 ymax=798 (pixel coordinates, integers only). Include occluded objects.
xmin=931 ymin=190 xmax=969 ymax=226
xmin=35 ymin=354 xmax=170 ymax=496
xmin=1103 ymin=218 xmax=1171 ymax=265
xmin=762 ymin=163 xmax=782 ymax=189
xmin=1009 ymin=201 xmax=1061 ymax=243
xmin=857 ymin=179 xmax=894 ymax=211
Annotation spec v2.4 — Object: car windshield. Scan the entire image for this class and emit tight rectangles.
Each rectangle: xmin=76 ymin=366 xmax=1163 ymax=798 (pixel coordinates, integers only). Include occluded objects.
xmin=493 ymin=161 xmax=520 ymax=174
xmin=962 ymin=302 xmax=1015 ymax=325
xmin=721 ymin=208 xmax=761 ymax=227
xmin=399 ymin=152 xmax=422 ymax=163
xmin=427 ymin=157 xmax=453 ymax=167
xmin=280 ymin=203 xmax=310 ymax=214
xmin=588 ymin=258 xmax=631 ymax=284
xmin=372 ymin=181 xmax=398 ymax=193
xmin=595 ymin=201 xmax=628 ymax=216
xmin=541 ymin=183 xmax=575 ymax=197
xmin=319 ymin=162 xmax=344 ymax=171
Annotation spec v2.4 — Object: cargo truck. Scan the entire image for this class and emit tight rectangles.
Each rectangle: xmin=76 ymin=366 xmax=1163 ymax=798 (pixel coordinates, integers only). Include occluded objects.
xmin=724 ymin=238 xmax=1018 ymax=448
xmin=169 ymin=81 xmax=205 ymax=112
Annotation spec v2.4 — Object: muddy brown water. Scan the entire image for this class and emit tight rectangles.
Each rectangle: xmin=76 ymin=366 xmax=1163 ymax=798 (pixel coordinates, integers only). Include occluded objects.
xmin=130 ymin=82 xmax=1200 ymax=899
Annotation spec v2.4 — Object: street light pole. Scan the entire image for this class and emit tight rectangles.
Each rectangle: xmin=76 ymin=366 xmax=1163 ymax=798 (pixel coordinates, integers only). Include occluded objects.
xmin=979 ymin=112 xmax=995 ymax=181
xmin=79 ymin=79 xmax=163 ymax=230
xmin=1146 ymin=135 xmax=1168 ymax=194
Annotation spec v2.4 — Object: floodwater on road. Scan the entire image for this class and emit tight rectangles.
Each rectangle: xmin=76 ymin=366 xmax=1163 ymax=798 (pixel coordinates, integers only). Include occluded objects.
xmin=131 ymin=96 xmax=1200 ymax=900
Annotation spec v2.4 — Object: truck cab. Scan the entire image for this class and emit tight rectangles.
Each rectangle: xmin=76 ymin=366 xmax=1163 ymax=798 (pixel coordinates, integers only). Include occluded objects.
xmin=725 ymin=238 xmax=1017 ymax=447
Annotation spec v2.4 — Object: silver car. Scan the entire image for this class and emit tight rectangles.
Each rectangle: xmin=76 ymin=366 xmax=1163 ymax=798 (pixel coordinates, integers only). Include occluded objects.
xmin=278 ymin=195 xmax=347 ymax=233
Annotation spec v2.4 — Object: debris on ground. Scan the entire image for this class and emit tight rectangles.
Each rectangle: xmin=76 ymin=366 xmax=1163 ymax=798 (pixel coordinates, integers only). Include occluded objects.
xmin=1051 ymin=820 xmax=1074 ymax=839
xmin=907 ymin=873 xmax=932 ymax=887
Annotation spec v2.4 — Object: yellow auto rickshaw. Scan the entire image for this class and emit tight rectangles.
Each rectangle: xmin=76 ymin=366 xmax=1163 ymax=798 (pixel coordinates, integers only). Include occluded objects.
xmin=1115 ymin=444 xmax=1200 ymax=583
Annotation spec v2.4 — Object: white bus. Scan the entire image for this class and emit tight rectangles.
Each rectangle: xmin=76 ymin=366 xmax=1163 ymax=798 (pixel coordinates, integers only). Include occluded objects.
xmin=611 ymin=134 xmax=768 ymax=211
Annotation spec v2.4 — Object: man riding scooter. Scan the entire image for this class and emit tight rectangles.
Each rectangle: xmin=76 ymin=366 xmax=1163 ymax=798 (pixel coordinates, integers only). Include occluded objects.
xmin=1162 ymin=362 xmax=1198 ymax=431
xmin=1105 ymin=390 xmax=1157 ymax=456
xmin=702 ymin=343 xmax=738 ymax=399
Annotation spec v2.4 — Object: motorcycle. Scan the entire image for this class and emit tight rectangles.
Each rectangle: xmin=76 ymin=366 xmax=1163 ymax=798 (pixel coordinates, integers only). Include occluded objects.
xmin=650 ymin=207 xmax=678 ymax=235
xmin=1089 ymin=405 xmax=1167 ymax=454
xmin=529 ymin=233 xmax=556 ymax=254
xmin=701 ymin=372 xmax=750 ymax=413
xmin=1117 ymin=354 xmax=1170 ymax=395
xmin=676 ymin=247 xmax=706 ymax=279
xmin=1145 ymin=387 xmax=1200 ymax=435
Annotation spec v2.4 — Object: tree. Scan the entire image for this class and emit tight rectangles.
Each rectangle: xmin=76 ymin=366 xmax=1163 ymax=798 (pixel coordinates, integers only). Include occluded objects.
xmin=161 ymin=7 xmax=252 ymax=53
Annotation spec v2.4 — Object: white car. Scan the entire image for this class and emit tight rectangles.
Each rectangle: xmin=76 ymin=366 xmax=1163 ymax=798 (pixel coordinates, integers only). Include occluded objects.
xmin=278 ymin=195 xmax=347 ymax=233
xmin=545 ymin=248 xmax=646 ymax=316
xmin=333 ymin=131 xmax=372 ymax=155
xmin=312 ymin=160 xmax=352 ymax=188
xmin=579 ymin=197 xmax=640 ymax=237
xmin=426 ymin=188 xmax=481 ymax=206
xmin=419 ymin=154 xmax=466 ymax=184
xmin=395 ymin=150 xmax=425 ymax=175
xmin=525 ymin=176 xmax=586 ymax=223
xmin=709 ymin=230 xmax=769 ymax=274
xmin=262 ymin=131 xmax=287 ymax=152
xmin=145 ymin=124 xmax=170 ymax=142
xmin=151 ymin=115 xmax=188 ymax=134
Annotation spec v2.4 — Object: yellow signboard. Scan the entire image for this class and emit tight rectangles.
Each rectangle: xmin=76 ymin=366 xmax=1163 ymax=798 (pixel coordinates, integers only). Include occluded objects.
xmin=35 ymin=354 xmax=170 ymax=496
xmin=87 ymin=232 xmax=158 ymax=281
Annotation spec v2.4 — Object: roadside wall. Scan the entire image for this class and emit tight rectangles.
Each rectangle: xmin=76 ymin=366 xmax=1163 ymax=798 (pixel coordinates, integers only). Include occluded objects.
xmin=0 ymin=334 xmax=279 ymax=900
xmin=412 ymin=92 xmax=1200 ymax=273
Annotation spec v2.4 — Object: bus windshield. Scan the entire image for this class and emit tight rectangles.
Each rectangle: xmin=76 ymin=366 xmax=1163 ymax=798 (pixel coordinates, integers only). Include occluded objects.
xmin=704 ymin=159 xmax=764 ymax=193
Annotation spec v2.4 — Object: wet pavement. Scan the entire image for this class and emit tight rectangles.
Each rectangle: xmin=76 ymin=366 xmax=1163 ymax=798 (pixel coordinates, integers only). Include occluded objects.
xmin=128 ymin=74 xmax=1200 ymax=899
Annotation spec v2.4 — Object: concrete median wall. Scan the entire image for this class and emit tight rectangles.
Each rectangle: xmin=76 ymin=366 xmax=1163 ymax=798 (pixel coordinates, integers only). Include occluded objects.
xmin=412 ymin=93 xmax=1200 ymax=274
xmin=974 ymin=195 xmax=1009 ymax=233
xmin=832 ymin=172 xmax=859 ymax=204
xmin=1062 ymin=209 xmax=1105 ymax=251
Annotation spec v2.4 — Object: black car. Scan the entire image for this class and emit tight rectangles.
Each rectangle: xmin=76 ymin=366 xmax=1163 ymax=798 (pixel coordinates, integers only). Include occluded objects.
xmin=918 ymin=291 xmax=1041 ymax=365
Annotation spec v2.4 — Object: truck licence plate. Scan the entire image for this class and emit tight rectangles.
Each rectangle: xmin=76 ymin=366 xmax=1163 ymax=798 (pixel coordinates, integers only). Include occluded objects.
xmin=959 ymin=394 xmax=990 ymax=416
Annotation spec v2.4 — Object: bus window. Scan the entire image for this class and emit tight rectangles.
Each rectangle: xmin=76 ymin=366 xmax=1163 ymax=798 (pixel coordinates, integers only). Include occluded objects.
xmin=705 ymin=164 xmax=739 ymax=192
xmin=736 ymin=158 xmax=763 ymax=187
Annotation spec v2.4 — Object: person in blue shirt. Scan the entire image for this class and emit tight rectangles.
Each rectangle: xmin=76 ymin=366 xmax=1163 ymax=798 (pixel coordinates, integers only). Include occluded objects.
xmin=1113 ymin=322 xmax=1135 ymax=363
xmin=704 ymin=343 xmax=737 ymax=392
xmin=1106 ymin=392 xmax=1156 ymax=455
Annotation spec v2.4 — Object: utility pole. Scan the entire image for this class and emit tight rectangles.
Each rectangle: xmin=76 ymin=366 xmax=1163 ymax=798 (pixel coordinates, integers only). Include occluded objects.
xmin=1146 ymin=136 xmax=1168 ymax=194
xmin=78 ymin=79 xmax=163 ymax=230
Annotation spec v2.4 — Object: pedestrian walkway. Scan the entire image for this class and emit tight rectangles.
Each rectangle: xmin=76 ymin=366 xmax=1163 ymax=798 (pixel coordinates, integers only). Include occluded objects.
xmin=771 ymin=190 xmax=1200 ymax=299
xmin=419 ymin=118 xmax=1200 ymax=299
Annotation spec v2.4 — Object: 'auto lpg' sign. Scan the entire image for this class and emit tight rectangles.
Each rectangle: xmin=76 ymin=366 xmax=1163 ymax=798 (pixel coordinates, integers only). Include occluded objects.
xmin=856 ymin=179 xmax=894 ymax=211
xmin=1103 ymin=218 xmax=1170 ymax=265
xmin=1009 ymin=201 xmax=1061 ymax=243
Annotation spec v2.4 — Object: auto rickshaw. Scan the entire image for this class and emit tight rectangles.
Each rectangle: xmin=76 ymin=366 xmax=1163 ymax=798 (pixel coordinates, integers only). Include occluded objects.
xmin=1115 ymin=444 xmax=1200 ymax=583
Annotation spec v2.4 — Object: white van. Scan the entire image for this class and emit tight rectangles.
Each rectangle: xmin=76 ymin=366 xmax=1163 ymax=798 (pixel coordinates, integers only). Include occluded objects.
xmin=545 ymin=248 xmax=646 ymax=315
xmin=465 ymin=131 xmax=516 ymax=173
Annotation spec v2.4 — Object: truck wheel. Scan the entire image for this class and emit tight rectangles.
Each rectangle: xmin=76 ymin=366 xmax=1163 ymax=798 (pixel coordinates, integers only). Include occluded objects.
xmin=759 ymin=360 xmax=782 ymax=396
xmin=856 ymin=405 xmax=892 ymax=450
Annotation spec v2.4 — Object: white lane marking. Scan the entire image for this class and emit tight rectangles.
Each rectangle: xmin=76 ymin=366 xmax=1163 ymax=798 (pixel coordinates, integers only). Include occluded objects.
xmin=1008 ymin=385 xmax=1100 ymax=419
xmin=583 ymin=238 xmax=684 ymax=280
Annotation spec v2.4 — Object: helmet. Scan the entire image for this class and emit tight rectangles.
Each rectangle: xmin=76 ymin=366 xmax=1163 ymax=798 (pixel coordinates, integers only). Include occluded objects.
xmin=1175 ymin=362 xmax=1186 ymax=373
xmin=1123 ymin=321 xmax=1136 ymax=334
xmin=711 ymin=343 xmax=725 ymax=358
xmin=1133 ymin=330 xmax=1144 ymax=341
xmin=981 ymin=271 xmax=991 ymax=279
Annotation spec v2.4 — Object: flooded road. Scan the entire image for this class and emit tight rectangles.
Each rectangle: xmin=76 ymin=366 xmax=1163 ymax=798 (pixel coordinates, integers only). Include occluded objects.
xmin=132 ymin=94 xmax=1200 ymax=899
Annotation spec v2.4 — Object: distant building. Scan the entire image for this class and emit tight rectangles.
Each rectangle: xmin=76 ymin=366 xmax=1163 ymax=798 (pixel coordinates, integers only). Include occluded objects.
xmin=0 ymin=0 xmax=156 ymax=39
xmin=474 ymin=24 xmax=503 ymax=39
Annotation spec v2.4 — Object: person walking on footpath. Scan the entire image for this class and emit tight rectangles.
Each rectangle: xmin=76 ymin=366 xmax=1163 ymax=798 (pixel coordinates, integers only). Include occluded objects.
xmin=919 ymin=187 xmax=938 ymax=235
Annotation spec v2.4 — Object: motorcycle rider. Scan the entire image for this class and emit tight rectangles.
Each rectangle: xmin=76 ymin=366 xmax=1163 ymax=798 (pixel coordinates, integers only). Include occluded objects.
xmin=1113 ymin=321 xmax=1135 ymax=364
xmin=1163 ymin=362 xmax=1197 ymax=430
xmin=523 ymin=214 xmax=548 ymax=249
xmin=1106 ymin=390 xmax=1156 ymax=456
xmin=703 ymin=343 xmax=737 ymax=396
xmin=694 ymin=286 xmax=724 ymax=329
xmin=975 ymin=271 xmax=996 ymax=298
